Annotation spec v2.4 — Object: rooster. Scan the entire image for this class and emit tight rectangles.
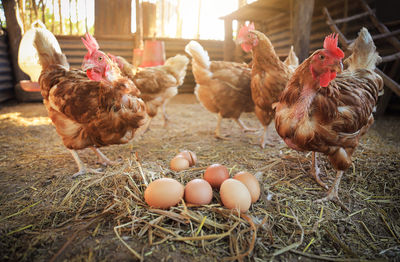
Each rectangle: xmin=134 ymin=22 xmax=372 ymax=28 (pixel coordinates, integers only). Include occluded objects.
xmin=274 ymin=28 xmax=383 ymax=205
xmin=35 ymin=31 xmax=147 ymax=177
xmin=237 ymin=23 xmax=299 ymax=147
xmin=108 ymin=54 xmax=189 ymax=132
xmin=185 ymin=40 xmax=255 ymax=138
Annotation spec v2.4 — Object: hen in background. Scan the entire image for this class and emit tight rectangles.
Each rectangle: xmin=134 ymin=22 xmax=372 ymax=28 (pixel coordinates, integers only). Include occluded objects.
xmin=274 ymin=29 xmax=383 ymax=206
xmin=185 ymin=40 xmax=255 ymax=139
xmin=237 ymin=23 xmax=299 ymax=148
xmin=110 ymin=54 xmax=189 ymax=132
xmin=36 ymin=31 xmax=146 ymax=177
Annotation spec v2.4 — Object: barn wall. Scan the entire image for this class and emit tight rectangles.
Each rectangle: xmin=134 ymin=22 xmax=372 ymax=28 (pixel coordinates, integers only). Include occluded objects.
xmin=0 ymin=34 xmax=15 ymax=103
xmin=56 ymin=35 xmax=224 ymax=94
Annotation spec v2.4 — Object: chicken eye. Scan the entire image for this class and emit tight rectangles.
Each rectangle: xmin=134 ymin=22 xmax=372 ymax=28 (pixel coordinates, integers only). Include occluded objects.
xmin=319 ymin=54 xmax=325 ymax=60
xmin=98 ymin=56 xmax=103 ymax=61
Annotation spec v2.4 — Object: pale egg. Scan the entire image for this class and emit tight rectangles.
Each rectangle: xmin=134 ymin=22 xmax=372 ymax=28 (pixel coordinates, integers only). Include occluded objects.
xmin=203 ymin=164 xmax=229 ymax=188
xmin=184 ymin=179 xmax=213 ymax=205
xmin=233 ymin=171 xmax=260 ymax=203
xmin=220 ymin=179 xmax=251 ymax=213
xmin=177 ymin=150 xmax=197 ymax=167
xmin=170 ymin=155 xmax=190 ymax=171
xmin=144 ymin=178 xmax=184 ymax=209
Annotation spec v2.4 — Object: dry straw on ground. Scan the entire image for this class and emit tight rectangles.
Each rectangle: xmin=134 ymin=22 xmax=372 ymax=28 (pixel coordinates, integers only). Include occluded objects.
xmin=0 ymin=94 xmax=399 ymax=261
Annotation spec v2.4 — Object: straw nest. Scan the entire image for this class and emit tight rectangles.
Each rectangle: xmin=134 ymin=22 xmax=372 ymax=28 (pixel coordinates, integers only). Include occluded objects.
xmin=0 ymin=94 xmax=399 ymax=261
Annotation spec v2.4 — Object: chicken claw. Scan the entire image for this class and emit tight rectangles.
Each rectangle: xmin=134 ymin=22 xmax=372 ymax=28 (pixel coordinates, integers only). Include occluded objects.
xmin=311 ymin=152 xmax=329 ymax=189
xmin=69 ymin=149 xmax=103 ymax=178
xmin=315 ymin=170 xmax=350 ymax=211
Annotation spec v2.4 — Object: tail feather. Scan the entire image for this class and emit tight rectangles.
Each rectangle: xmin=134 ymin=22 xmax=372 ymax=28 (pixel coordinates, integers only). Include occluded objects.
xmin=283 ymin=46 xmax=299 ymax=68
xmin=33 ymin=28 xmax=69 ymax=70
xmin=185 ymin=41 xmax=212 ymax=83
xmin=164 ymin=54 xmax=189 ymax=85
xmin=344 ymin=27 xmax=381 ymax=71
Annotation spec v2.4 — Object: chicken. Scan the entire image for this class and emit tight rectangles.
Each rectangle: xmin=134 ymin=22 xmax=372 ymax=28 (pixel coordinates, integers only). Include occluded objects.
xmin=274 ymin=28 xmax=383 ymax=205
xmin=237 ymin=23 xmax=299 ymax=147
xmin=184 ymin=40 xmax=255 ymax=139
xmin=35 ymin=31 xmax=147 ymax=177
xmin=110 ymin=54 xmax=189 ymax=132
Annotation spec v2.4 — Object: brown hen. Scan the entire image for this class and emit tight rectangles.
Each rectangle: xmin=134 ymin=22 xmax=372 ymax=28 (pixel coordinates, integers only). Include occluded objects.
xmin=113 ymin=54 xmax=189 ymax=132
xmin=238 ymin=23 xmax=298 ymax=147
xmin=35 ymin=30 xmax=147 ymax=177
xmin=185 ymin=40 xmax=255 ymax=139
xmin=274 ymin=28 xmax=383 ymax=206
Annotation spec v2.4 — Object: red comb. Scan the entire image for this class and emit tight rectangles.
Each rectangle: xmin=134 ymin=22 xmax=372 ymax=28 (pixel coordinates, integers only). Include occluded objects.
xmin=323 ymin=33 xmax=344 ymax=59
xmin=81 ymin=33 xmax=99 ymax=55
xmin=238 ymin=22 xmax=255 ymax=39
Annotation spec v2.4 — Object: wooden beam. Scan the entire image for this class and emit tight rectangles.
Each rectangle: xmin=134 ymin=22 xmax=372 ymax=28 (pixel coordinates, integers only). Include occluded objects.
xmin=223 ymin=18 xmax=234 ymax=61
xmin=360 ymin=0 xmax=400 ymax=52
xmin=376 ymin=68 xmax=400 ymax=97
xmin=329 ymin=11 xmax=369 ymax=25
xmin=3 ymin=0 xmax=29 ymax=83
xmin=135 ymin=0 xmax=143 ymax=49
xmin=292 ymin=0 xmax=315 ymax=62
xmin=381 ymin=52 xmax=400 ymax=63
xmin=323 ymin=7 xmax=350 ymax=48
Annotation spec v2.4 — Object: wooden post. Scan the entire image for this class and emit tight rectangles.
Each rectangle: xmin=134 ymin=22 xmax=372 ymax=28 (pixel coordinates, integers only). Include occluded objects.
xmin=3 ymin=0 xmax=29 ymax=83
xmin=135 ymin=0 xmax=143 ymax=49
xmin=292 ymin=0 xmax=314 ymax=62
xmin=224 ymin=18 xmax=234 ymax=61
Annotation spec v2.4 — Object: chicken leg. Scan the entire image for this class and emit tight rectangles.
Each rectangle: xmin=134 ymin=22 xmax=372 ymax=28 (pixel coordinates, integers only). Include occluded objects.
xmin=234 ymin=119 xmax=257 ymax=133
xmin=311 ymin=152 xmax=329 ymax=189
xmin=90 ymin=147 xmax=119 ymax=166
xmin=162 ymin=99 xmax=170 ymax=127
xmin=214 ymin=113 xmax=228 ymax=139
xmin=316 ymin=170 xmax=349 ymax=211
xmin=69 ymin=149 xmax=102 ymax=178
xmin=260 ymin=126 xmax=275 ymax=148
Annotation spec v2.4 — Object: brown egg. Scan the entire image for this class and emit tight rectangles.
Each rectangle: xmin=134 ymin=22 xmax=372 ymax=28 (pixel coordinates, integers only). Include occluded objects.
xmin=184 ymin=179 xmax=213 ymax=205
xmin=233 ymin=171 xmax=260 ymax=203
xmin=144 ymin=178 xmax=184 ymax=209
xmin=220 ymin=179 xmax=251 ymax=213
xmin=170 ymin=155 xmax=190 ymax=171
xmin=177 ymin=150 xmax=197 ymax=167
xmin=203 ymin=164 xmax=229 ymax=188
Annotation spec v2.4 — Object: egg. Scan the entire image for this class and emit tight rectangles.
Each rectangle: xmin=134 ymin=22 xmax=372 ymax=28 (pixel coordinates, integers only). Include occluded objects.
xmin=233 ymin=171 xmax=260 ymax=203
xmin=170 ymin=155 xmax=190 ymax=171
xmin=203 ymin=164 xmax=229 ymax=188
xmin=144 ymin=178 xmax=184 ymax=208
xmin=177 ymin=150 xmax=197 ymax=167
xmin=220 ymin=179 xmax=252 ymax=213
xmin=184 ymin=179 xmax=213 ymax=205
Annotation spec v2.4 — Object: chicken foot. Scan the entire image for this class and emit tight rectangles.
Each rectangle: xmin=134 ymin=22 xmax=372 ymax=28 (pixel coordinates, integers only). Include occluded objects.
xmin=90 ymin=147 xmax=119 ymax=166
xmin=311 ymin=152 xmax=329 ymax=189
xmin=69 ymin=149 xmax=103 ymax=178
xmin=234 ymin=119 xmax=257 ymax=133
xmin=162 ymin=99 xmax=170 ymax=127
xmin=214 ymin=113 xmax=229 ymax=140
xmin=260 ymin=126 xmax=275 ymax=148
xmin=316 ymin=170 xmax=349 ymax=211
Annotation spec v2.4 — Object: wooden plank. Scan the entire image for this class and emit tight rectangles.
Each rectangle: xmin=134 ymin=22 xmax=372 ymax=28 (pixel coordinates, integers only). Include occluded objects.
xmin=292 ymin=0 xmax=315 ymax=62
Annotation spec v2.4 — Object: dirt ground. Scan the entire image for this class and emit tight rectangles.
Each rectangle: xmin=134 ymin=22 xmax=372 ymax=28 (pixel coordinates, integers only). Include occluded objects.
xmin=0 ymin=94 xmax=399 ymax=261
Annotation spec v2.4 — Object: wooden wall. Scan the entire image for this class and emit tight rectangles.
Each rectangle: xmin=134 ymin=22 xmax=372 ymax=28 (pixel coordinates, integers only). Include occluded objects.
xmin=0 ymin=34 xmax=15 ymax=103
xmin=56 ymin=35 xmax=224 ymax=94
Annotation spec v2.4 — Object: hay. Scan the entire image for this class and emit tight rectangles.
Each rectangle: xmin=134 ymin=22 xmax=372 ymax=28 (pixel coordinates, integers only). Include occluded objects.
xmin=0 ymin=95 xmax=399 ymax=261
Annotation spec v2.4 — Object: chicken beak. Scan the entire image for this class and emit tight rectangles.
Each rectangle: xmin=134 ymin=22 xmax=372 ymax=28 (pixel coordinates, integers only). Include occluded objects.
xmin=333 ymin=60 xmax=343 ymax=73
xmin=82 ymin=61 xmax=95 ymax=71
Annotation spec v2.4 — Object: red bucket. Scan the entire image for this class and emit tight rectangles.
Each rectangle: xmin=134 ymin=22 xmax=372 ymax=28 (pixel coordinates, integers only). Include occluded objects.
xmin=140 ymin=40 xmax=165 ymax=67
